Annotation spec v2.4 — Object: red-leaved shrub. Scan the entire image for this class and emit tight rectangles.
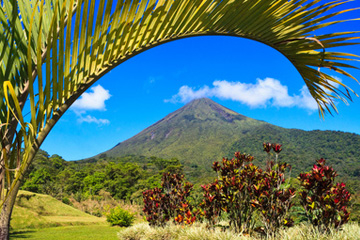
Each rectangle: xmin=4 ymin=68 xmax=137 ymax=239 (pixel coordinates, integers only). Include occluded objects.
xmin=299 ymin=158 xmax=351 ymax=231
xmin=142 ymin=173 xmax=196 ymax=226
xmin=202 ymin=146 xmax=295 ymax=237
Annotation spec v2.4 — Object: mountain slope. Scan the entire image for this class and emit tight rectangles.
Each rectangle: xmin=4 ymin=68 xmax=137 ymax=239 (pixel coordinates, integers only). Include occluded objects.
xmin=102 ymin=98 xmax=267 ymax=168
xmin=229 ymin=124 xmax=360 ymax=177
xmin=94 ymin=98 xmax=360 ymax=179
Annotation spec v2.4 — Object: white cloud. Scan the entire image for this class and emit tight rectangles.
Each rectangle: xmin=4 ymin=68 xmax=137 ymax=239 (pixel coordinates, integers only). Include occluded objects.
xmin=165 ymin=78 xmax=323 ymax=111
xmin=212 ymin=78 xmax=296 ymax=108
xmin=165 ymin=85 xmax=211 ymax=103
xmin=72 ymin=85 xmax=111 ymax=111
xmin=71 ymin=85 xmax=111 ymax=125
xmin=77 ymin=115 xmax=110 ymax=125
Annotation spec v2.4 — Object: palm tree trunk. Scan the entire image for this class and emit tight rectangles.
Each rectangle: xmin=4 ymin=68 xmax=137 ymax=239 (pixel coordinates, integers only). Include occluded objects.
xmin=0 ymin=180 xmax=20 ymax=240
xmin=0 ymin=207 xmax=11 ymax=240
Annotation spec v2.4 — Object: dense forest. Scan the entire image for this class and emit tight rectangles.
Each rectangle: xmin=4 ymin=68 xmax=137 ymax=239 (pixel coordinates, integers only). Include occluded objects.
xmin=228 ymin=126 xmax=360 ymax=192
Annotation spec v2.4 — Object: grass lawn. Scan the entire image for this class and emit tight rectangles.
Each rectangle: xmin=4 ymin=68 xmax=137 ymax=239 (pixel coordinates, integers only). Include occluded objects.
xmin=10 ymin=224 xmax=120 ymax=240
xmin=10 ymin=191 xmax=121 ymax=239
xmin=12 ymin=191 xmax=105 ymax=230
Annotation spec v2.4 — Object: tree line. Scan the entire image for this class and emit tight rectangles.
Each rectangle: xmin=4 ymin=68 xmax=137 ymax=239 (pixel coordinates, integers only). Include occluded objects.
xmin=21 ymin=150 xmax=183 ymax=203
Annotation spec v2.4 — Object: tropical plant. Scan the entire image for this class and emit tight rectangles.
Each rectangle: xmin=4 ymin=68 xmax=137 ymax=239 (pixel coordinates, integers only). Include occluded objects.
xmin=202 ymin=152 xmax=259 ymax=232
xmin=106 ymin=206 xmax=135 ymax=227
xmin=298 ymin=158 xmax=351 ymax=232
xmin=142 ymin=172 xmax=195 ymax=227
xmin=202 ymin=147 xmax=295 ymax=236
xmin=252 ymin=143 xmax=296 ymax=238
xmin=0 ymin=0 xmax=359 ymax=238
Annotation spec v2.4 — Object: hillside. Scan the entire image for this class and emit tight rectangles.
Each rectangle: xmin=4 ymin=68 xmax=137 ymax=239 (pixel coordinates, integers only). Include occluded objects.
xmin=91 ymin=98 xmax=360 ymax=179
xmin=229 ymin=125 xmax=360 ymax=178
xmin=97 ymin=98 xmax=267 ymax=170
xmin=11 ymin=190 xmax=105 ymax=230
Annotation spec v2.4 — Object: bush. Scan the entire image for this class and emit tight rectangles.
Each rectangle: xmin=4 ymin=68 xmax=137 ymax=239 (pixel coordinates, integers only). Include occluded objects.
xmin=201 ymin=152 xmax=259 ymax=232
xmin=141 ymin=144 xmax=352 ymax=238
xmin=298 ymin=158 xmax=351 ymax=232
xmin=201 ymin=144 xmax=295 ymax=237
xmin=142 ymin=173 xmax=196 ymax=227
xmin=252 ymin=143 xmax=295 ymax=237
xmin=106 ymin=206 xmax=135 ymax=227
xmin=61 ymin=197 xmax=72 ymax=206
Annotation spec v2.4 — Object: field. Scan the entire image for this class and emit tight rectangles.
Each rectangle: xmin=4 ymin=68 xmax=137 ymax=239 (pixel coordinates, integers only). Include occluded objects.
xmin=10 ymin=222 xmax=360 ymax=240
xmin=11 ymin=225 xmax=119 ymax=240
xmin=11 ymin=191 xmax=105 ymax=229
xmin=10 ymin=191 xmax=120 ymax=240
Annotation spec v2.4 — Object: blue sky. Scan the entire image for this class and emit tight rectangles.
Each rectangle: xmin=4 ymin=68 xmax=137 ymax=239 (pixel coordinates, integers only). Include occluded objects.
xmin=41 ymin=1 xmax=360 ymax=160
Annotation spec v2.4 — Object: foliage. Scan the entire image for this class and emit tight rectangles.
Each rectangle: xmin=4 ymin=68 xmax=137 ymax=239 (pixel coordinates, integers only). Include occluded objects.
xmin=229 ymin=126 xmax=360 ymax=185
xmin=24 ymin=147 xmax=360 ymax=229
xmin=202 ymin=152 xmax=259 ymax=232
xmin=62 ymin=197 xmax=72 ymax=206
xmin=142 ymin=188 xmax=167 ymax=227
xmin=106 ymin=206 xmax=135 ymax=227
xmin=202 ymin=145 xmax=295 ymax=237
xmin=251 ymin=143 xmax=295 ymax=238
xmin=142 ymin=173 xmax=196 ymax=227
xmin=298 ymin=158 xmax=351 ymax=231
xmin=349 ymin=192 xmax=360 ymax=223
xmin=21 ymin=152 xmax=183 ymax=203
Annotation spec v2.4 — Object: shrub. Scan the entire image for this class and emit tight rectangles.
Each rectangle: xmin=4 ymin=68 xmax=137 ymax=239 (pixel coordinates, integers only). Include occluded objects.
xmin=61 ymin=197 xmax=72 ymax=206
xmin=106 ymin=206 xmax=135 ymax=227
xmin=298 ymin=158 xmax=351 ymax=232
xmin=251 ymin=143 xmax=295 ymax=238
xmin=202 ymin=152 xmax=260 ymax=232
xmin=201 ymin=144 xmax=295 ymax=237
xmin=141 ymin=144 xmax=352 ymax=238
xmin=142 ymin=172 xmax=196 ymax=227
xmin=142 ymin=187 xmax=168 ymax=227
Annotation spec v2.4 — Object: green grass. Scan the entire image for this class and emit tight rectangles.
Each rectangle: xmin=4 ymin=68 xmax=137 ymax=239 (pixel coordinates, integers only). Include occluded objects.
xmin=10 ymin=224 xmax=120 ymax=240
xmin=11 ymin=191 xmax=105 ymax=230
xmin=9 ymin=191 xmax=134 ymax=239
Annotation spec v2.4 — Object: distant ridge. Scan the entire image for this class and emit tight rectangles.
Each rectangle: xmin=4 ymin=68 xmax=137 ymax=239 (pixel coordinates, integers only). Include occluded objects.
xmin=89 ymin=98 xmax=360 ymax=177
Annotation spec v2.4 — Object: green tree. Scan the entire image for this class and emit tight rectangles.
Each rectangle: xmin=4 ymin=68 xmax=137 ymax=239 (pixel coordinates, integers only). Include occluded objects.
xmin=83 ymin=172 xmax=106 ymax=196
xmin=104 ymin=162 xmax=143 ymax=199
xmin=0 ymin=0 xmax=359 ymax=238
xmin=21 ymin=168 xmax=53 ymax=193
